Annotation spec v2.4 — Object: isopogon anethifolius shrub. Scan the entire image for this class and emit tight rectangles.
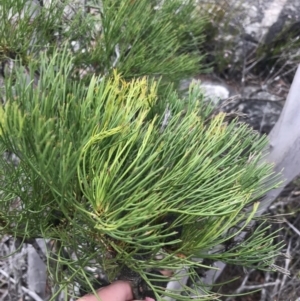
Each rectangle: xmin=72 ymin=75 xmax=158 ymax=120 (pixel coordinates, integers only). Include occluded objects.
xmin=0 ymin=49 xmax=283 ymax=300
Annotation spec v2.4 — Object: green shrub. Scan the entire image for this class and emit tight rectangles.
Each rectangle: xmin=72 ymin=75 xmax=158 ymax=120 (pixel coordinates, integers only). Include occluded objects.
xmin=0 ymin=49 xmax=282 ymax=300
xmin=0 ymin=0 xmax=283 ymax=300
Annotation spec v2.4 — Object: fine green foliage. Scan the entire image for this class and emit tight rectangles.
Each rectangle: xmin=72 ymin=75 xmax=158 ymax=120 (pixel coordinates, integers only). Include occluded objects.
xmin=195 ymin=0 xmax=245 ymax=75
xmin=73 ymin=0 xmax=206 ymax=85
xmin=0 ymin=0 xmax=207 ymax=93
xmin=0 ymin=49 xmax=282 ymax=300
xmin=0 ymin=0 xmax=285 ymax=300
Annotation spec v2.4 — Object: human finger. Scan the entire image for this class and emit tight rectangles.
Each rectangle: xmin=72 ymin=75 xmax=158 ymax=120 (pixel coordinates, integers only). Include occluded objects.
xmin=77 ymin=281 xmax=133 ymax=301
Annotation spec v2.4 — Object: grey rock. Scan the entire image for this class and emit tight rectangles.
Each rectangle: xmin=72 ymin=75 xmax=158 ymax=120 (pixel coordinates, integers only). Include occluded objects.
xmin=180 ymin=77 xmax=232 ymax=105
xmin=230 ymin=0 xmax=299 ymax=43
xmin=199 ymin=0 xmax=300 ymax=72
xmin=205 ymin=81 xmax=284 ymax=134
xmin=200 ymin=82 xmax=230 ymax=104
xmin=27 ymin=239 xmax=48 ymax=300
xmin=222 ymin=98 xmax=283 ymax=134
xmin=43 ymin=0 xmax=86 ymax=19
xmin=180 ymin=75 xmax=283 ymax=135
xmin=242 ymin=85 xmax=283 ymax=101
xmin=7 ymin=0 xmax=41 ymax=22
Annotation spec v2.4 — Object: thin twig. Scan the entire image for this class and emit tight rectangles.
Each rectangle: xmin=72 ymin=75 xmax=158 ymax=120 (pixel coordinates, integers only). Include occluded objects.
xmin=260 ymin=270 xmax=270 ymax=301
xmin=240 ymin=34 xmax=247 ymax=100
xmin=112 ymin=44 xmax=120 ymax=68
xmin=241 ymin=280 xmax=280 ymax=290
xmin=0 ymin=268 xmax=44 ymax=301
xmin=160 ymin=105 xmax=171 ymax=132
xmin=279 ymin=240 xmax=292 ymax=292
xmin=234 ymin=269 xmax=253 ymax=295
xmin=284 ymin=218 xmax=300 ymax=237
